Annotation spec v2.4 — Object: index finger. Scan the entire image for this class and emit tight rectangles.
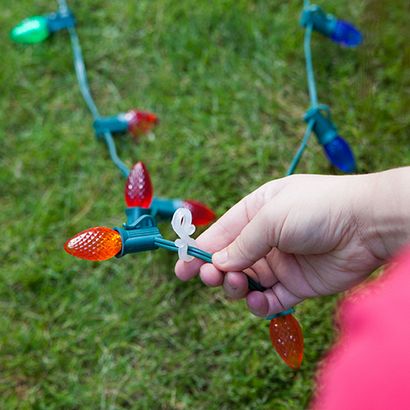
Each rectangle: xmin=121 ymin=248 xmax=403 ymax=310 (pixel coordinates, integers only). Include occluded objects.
xmin=175 ymin=179 xmax=285 ymax=281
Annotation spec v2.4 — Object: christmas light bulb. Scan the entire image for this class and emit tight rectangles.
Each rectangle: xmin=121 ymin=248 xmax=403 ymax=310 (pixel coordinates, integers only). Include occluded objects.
xmin=305 ymin=109 xmax=356 ymax=173
xmin=10 ymin=16 xmax=50 ymax=44
xmin=64 ymin=227 xmax=122 ymax=261
xmin=331 ymin=20 xmax=363 ymax=48
xmin=181 ymin=200 xmax=216 ymax=226
xmin=125 ymin=162 xmax=154 ymax=208
xmin=269 ymin=314 xmax=304 ymax=369
xmin=125 ymin=110 xmax=158 ymax=137
xmin=323 ymin=135 xmax=356 ymax=173
xmin=300 ymin=6 xmax=362 ymax=48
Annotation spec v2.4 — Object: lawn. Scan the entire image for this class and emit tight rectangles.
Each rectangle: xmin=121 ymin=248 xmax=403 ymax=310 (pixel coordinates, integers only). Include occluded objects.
xmin=1 ymin=0 xmax=409 ymax=408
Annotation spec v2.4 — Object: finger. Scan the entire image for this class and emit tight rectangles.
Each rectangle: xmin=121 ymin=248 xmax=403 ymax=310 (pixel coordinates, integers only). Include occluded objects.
xmin=249 ymin=257 xmax=278 ymax=288
xmin=223 ymin=272 xmax=249 ymax=300
xmin=266 ymin=248 xmax=318 ymax=298
xmin=175 ymin=258 xmax=205 ymax=281
xmin=213 ymin=203 xmax=279 ymax=272
xmin=174 ymin=232 xmax=226 ymax=281
xmin=200 ymin=179 xmax=286 ymax=252
xmin=175 ymin=180 xmax=284 ymax=281
xmin=247 ymin=284 xmax=303 ymax=317
xmin=221 ymin=265 xmax=271 ymax=300
xmin=246 ymin=291 xmax=268 ymax=317
xmin=265 ymin=283 xmax=303 ymax=315
xmin=199 ymin=263 xmax=224 ymax=287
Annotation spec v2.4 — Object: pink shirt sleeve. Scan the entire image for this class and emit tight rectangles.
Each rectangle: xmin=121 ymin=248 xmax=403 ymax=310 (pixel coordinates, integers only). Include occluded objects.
xmin=312 ymin=245 xmax=410 ymax=410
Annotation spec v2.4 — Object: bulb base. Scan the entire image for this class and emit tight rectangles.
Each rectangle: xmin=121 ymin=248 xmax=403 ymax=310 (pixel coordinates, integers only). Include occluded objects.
xmin=151 ymin=198 xmax=183 ymax=220
xmin=300 ymin=5 xmax=337 ymax=38
xmin=125 ymin=207 xmax=152 ymax=227
xmin=46 ymin=10 xmax=76 ymax=33
xmin=304 ymin=107 xmax=338 ymax=146
xmin=93 ymin=115 xmax=129 ymax=138
xmin=300 ymin=5 xmax=362 ymax=47
xmin=115 ymin=214 xmax=162 ymax=256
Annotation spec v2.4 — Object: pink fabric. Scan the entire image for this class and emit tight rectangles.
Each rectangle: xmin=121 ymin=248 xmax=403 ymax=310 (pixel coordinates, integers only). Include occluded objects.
xmin=312 ymin=246 xmax=410 ymax=410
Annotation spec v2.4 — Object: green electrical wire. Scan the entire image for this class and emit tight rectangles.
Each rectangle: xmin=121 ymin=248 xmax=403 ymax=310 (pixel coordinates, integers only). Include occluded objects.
xmin=304 ymin=22 xmax=319 ymax=108
xmin=154 ymin=238 xmax=266 ymax=292
xmin=66 ymin=25 xmax=100 ymax=119
xmin=101 ymin=132 xmax=130 ymax=178
xmin=286 ymin=7 xmax=319 ymax=176
xmin=286 ymin=119 xmax=315 ymax=176
xmin=57 ymin=0 xmax=130 ymax=177
xmin=155 ymin=237 xmax=294 ymax=318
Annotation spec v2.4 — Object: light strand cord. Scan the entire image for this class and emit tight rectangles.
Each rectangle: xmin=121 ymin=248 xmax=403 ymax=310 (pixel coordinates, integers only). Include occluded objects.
xmin=101 ymin=132 xmax=130 ymax=177
xmin=58 ymin=0 xmax=130 ymax=177
xmin=304 ymin=22 xmax=318 ymax=108
xmin=286 ymin=119 xmax=315 ymax=176
xmin=285 ymin=18 xmax=318 ymax=176
xmin=154 ymin=238 xmax=266 ymax=292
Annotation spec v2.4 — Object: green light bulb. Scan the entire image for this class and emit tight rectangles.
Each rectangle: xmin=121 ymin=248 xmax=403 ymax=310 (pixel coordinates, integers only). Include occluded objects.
xmin=10 ymin=16 xmax=50 ymax=44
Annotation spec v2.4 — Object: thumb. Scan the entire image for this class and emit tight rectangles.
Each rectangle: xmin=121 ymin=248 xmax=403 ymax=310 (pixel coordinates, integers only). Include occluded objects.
xmin=212 ymin=203 xmax=281 ymax=272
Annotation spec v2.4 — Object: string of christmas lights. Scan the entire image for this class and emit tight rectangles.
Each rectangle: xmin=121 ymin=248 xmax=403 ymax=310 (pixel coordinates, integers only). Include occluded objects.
xmin=287 ymin=0 xmax=362 ymax=175
xmin=11 ymin=1 xmax=362 ymax=369
xmin=10 ymin=0 xmax=215 ymax=226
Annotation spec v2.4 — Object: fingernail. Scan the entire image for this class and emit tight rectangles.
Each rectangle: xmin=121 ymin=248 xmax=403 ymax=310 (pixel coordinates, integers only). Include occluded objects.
xmin=213 ymin=249 xmax=228 ymax=265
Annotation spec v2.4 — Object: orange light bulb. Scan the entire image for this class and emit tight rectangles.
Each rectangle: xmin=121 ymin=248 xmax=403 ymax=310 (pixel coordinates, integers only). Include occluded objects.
xmin=269 ymin=314 xmax=304 ymax=369
xmin=64 ymin=227 xmax=122 ymax=261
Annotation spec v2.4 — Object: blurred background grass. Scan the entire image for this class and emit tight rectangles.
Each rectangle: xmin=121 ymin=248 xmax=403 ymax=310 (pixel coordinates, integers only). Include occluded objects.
xmin=0 ymin=0 xmax=409 ymax=408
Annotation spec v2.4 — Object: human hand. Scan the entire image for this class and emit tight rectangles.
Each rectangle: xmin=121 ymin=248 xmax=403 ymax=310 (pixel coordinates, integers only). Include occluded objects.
xmin=175 ymin=168 xmax=410 ymax=317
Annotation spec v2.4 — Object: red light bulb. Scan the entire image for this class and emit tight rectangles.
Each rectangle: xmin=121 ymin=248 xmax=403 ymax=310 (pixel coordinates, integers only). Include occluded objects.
xmin=64 ymin=227 xmax=122 ymax=261
xmin=269 ymin=314 xmax=304 ymax=369
xmin=181 ymin=200 xmax=216 ymax=226
xmin=125 ymin=161 xmax=154 ymax=208
xmin=125 ymin=110 xmax=158 ymax=137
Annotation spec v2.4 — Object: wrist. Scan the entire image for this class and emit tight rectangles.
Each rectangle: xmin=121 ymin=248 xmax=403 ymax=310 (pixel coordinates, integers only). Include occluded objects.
xmin=358 ymin=168 xmax=410 ymax=261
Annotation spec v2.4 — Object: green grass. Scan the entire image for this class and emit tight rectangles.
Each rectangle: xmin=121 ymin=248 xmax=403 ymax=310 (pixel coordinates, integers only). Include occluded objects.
xmin=1 ymin=0 xmax=409 ymax=408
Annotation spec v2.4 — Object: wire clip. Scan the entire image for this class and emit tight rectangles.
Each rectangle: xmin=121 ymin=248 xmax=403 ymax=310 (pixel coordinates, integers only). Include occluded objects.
xmin=171 ymin=208 xmax=197 ymax=262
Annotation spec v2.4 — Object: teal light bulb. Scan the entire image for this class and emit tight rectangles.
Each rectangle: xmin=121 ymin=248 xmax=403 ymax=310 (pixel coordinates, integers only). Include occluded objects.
xmin=10 ymin=16 xmax=50 ymax=44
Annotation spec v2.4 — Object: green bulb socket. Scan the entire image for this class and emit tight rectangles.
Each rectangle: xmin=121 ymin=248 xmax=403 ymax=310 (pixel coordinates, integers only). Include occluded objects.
xmin=124 ymin=207 xmax=152 ymax=227
xmin=93 ymin=115 xmax=129 ymax=138
xmin=300 ymin=5 xmax=337 ymax=38
xmin=151 ymin=197 xmax=182 ymax=220
xmin=115 ymin=214 xmax=162 ymax=257
xmin=304 ymin=107 xmax=338 ymax=146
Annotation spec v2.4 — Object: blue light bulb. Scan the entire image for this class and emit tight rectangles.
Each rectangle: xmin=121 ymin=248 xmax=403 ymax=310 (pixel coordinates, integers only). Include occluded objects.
xmin=304 ymin=108 xmax=357 ymax=173
xmin=331 ymin=20 xmax=363 ymax=47
xmin=300 ymin=6 xmax=363 ymax=48
xmin=323 ymin=136 xmax=356 ymax=173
